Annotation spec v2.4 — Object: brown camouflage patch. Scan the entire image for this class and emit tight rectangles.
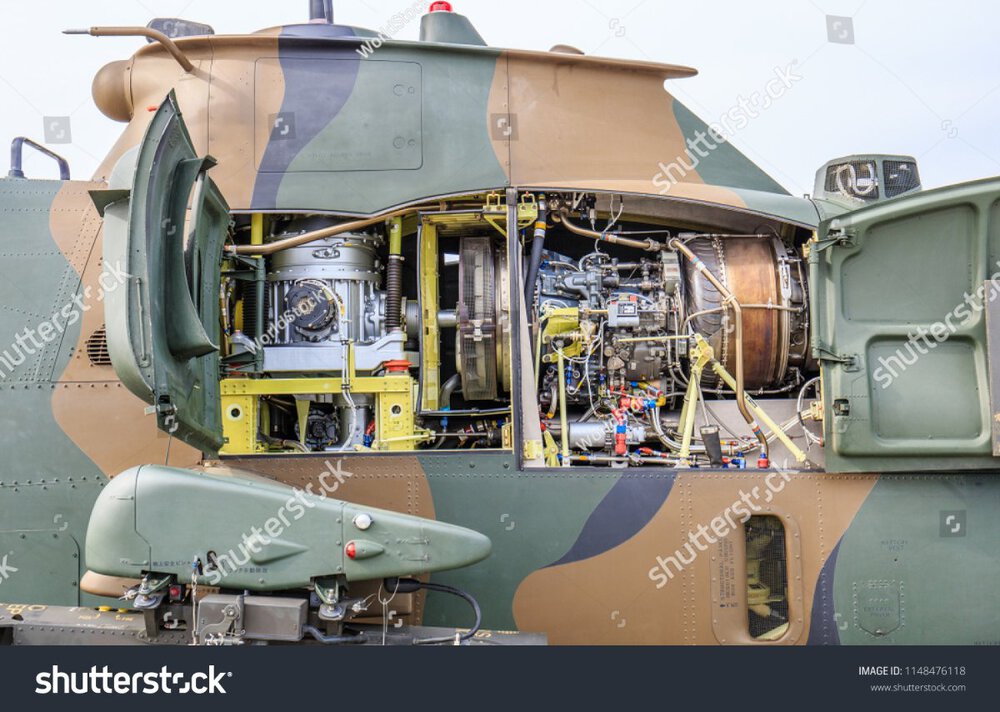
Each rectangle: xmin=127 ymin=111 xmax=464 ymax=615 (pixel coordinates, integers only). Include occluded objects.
xmin=513 ymin=472 xmax=877 ymax=644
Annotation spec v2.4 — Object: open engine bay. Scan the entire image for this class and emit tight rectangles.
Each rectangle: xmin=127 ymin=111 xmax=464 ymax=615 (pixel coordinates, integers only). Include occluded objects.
xmin=218 ymin=191 xmax=824 ymax=469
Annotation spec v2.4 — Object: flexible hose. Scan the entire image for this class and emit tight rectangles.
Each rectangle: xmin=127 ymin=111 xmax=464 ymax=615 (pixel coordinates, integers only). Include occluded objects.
xmin=524 ymin=204 xmax=548 ymax=311
xmin=385 ymin=255 xmax=403 ymax=332
xmin=411 ymin=581 xmax=483 ymax=645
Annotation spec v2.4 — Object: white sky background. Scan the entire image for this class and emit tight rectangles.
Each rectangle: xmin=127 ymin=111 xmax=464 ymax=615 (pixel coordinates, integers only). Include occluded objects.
xmin=0 ymin=0 xmax=997 ymax=195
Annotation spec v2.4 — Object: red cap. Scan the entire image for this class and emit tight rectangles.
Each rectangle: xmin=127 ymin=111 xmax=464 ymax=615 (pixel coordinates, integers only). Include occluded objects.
xmin=429 ymin=1 xmax=453 ymax=12
xmin=382 ymin=359 xmax=412 ymax=374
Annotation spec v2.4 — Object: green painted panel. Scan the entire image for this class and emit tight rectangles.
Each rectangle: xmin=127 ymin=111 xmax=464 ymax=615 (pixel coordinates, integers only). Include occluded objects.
xmin=813 ymin=177 xmax=1000 ymax=471
xmin=671 ymin=100 xmax=788 ymax=195
xmin=102 ymin=93 xmax=227 ymax=453
xmin=270 ymin=47 xmax=508 ymax=213
xmin=418 ymin=453 xmax=620 ymax=630
xmin=0 ymin=179 xmax=83 ymax=384
xmin=276 ymin=60 xmax=423 ymax=172
xmin=840 ymin=205 xmax=976 ymax=323
xmin=0 ymin=478 xmax=108 ymax=607
xmin=834 ymin=475 xmax=1000 ymax=644
xmin=869 ymin=339 xmax=982 ymax=440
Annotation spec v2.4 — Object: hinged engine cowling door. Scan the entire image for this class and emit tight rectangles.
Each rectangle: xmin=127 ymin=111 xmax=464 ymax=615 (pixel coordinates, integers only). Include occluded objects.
xmin=811 ymin=177 xmax=1000 ymax=472
xmin=98 ymin=91 xmax=228 ymax=453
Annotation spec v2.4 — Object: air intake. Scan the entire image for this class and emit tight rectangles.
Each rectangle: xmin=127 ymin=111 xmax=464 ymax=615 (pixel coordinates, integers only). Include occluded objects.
xmin=814 ymin=154 xmax=921 ymax=206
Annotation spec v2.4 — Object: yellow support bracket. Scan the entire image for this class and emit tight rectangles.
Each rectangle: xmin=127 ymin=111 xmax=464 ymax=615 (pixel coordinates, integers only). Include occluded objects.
xmin=677 ymin=335 xmax=711 ymax=465
xmin=684 ymin=334 xmax=810 ymax=465
xmin=482 ymin=191 xmax=538 ymax=237
xmin=419 ymin=217 xmax=440 ymax=410
xmin=221 ymin=376 xmax=412 ymax=397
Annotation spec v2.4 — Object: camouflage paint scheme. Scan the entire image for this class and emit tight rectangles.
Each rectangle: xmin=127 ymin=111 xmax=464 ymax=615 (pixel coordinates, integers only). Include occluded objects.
xmin=1 ymin=17 xmax=998 ymax=645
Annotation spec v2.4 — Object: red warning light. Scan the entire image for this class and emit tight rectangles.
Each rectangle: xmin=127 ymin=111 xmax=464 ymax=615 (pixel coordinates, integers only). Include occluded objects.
xmin=345 ymin=541 xmax=357 ymax=559
xmin=429 ymin=1 xmax=453 ymax=12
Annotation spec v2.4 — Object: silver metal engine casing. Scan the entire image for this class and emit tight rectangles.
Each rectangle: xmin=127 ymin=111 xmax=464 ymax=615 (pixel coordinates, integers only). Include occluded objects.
xmin=262 ymin=232 xmax=408 ymax=373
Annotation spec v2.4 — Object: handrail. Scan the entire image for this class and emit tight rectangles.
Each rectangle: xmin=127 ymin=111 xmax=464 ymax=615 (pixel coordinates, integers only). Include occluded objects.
xmin=8 ymin=137 xmax=71 ymax=180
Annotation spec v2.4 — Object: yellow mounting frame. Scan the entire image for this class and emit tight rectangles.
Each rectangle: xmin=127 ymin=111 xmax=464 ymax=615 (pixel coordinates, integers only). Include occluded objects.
xmin=220 ymin=372 xmax=422 ymax=455
xmin=417 ymin=194 xmax=537 ymax=410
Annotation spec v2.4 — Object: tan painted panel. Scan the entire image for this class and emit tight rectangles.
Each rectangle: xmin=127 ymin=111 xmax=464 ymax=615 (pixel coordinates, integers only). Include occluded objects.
xmin=94 ymin=39 xmax=227 ymax=184
xmin=505 ymin=56 xmax=704 ymax=190
xmin=512 ymin=472 xmax=877 ymax=645
xmin=49 ymin=183 xmax=200 ymax=476
xmin=211 ymin=39 xmax=282 ymax=207
xmin=220 ymin=455 xmax=435 ymax=520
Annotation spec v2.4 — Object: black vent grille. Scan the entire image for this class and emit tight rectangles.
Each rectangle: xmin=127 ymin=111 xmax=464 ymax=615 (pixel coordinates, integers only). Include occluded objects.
xmin=86 ymin=325 xmax=112 ymax=367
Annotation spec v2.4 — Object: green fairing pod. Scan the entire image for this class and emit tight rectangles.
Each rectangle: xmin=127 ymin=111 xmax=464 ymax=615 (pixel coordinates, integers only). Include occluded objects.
xmin=86 ymin=465 xmax=491 ymax=590
xmin=419 ymin=10 xmax=487 ymax=46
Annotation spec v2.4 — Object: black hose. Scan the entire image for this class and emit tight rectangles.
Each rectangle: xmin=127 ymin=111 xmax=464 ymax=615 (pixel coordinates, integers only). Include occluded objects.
xmin=523 ymin=204 xmax=548 ymax=313
xmin=387 ymin=578 xmax=483 ymax=645
xmin=414 ymin=582 xmax=482 ymax=644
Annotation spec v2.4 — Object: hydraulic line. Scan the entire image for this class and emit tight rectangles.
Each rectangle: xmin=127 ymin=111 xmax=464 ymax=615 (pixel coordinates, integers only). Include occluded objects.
xmin=669 ymin=239 xmax=769 ymax=457
xmin=524 ymin=201 xmax=548 ymax=311
xmin=228 ymin=203 xmax=444 ymax=256
xmin=707 ymin=359 xmax=808 ymax=464
xmin=555 ymin=208 xmax=664 ymax=252
xmin=432 ymin=374 xmax=463 ymax=449
xmin=386 ymin=579 xmax=483 ymax=645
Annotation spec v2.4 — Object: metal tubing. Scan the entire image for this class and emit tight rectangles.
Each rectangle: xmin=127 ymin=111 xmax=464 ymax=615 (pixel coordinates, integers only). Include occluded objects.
xmin=670 ymin=238 xmax=769 ymax=457
xmin=65 ymin=27 xmax=195 ymax=72
xmin=229 ymin=203 xmax=443 ymax=256
xmin=709 ymin=361 xmax=808 ymax=464
xmin=557 ymin=351 xmax=570 ymax=466
xmin=8 ymin=137 xmax=70 ymax=180
xmin=555 ymin=209 xmax=663 ymax=252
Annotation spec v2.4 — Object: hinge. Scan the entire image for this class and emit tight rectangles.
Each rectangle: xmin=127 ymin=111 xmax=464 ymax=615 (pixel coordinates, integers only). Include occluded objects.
xmin=815 ymin=346 xmax=860 ymax=371
xmin=813 ymin=226 xmax=858 ymax=253
xmin=523 ymin=439 xmax=544 ymax=461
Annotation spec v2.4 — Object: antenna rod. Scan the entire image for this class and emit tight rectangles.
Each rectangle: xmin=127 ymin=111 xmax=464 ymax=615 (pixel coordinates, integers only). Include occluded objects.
xmin=309 ymin=0 xmax=334 ymax=23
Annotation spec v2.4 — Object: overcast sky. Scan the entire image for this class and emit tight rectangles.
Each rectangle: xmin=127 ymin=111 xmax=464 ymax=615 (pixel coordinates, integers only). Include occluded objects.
xmin=0 ymin=0 xmax=997 ymax=195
